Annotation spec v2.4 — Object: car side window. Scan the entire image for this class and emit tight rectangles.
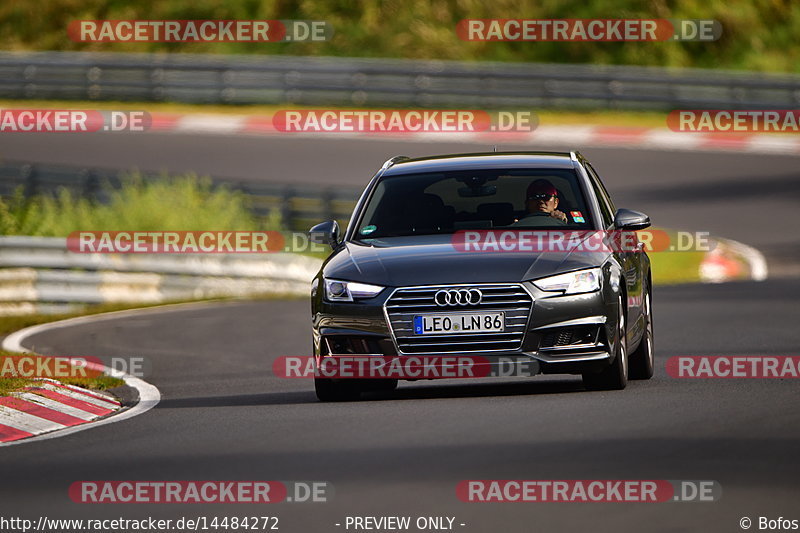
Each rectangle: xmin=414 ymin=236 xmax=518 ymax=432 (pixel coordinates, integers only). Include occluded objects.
xmin=585 ymin=164 xmax=615 ymax=228
xmin=589 ymin=164 xmax=617 ymax=213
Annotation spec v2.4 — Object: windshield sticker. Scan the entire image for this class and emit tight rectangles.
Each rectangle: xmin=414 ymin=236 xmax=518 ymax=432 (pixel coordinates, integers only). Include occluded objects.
xmin=360 ymin=225 xmax=377 ymax=235
xmin=570 ymin=211 xmax=585 ymax=223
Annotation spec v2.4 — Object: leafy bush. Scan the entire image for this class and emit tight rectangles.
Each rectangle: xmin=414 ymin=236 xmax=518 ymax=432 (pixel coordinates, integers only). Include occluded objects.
xmin=1 ymin=0 xmax=799 ymax=72
xmin=0 ymin=173 xmax=280 ymax=236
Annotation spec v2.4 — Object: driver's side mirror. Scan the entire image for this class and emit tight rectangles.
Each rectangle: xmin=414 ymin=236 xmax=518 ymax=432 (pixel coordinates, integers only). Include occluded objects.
xmin=309 ymin=220 xmax=341 ymax=248
xmin=614 ymin=209 xmax=651 ymax=231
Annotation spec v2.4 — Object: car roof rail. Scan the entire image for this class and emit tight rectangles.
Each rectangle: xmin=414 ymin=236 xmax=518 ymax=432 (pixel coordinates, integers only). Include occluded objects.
xmin=381 ymin=155 xmax=410 ymax=170
xmin=569 ymin=151 xmax=581 ymax=162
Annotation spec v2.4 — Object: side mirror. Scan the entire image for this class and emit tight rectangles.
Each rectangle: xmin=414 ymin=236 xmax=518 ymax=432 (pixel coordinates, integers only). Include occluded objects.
xmin=309 ymin=220 xmax=341 ymax=248
xmin=614 ymin=209 xmax=651 ymax=231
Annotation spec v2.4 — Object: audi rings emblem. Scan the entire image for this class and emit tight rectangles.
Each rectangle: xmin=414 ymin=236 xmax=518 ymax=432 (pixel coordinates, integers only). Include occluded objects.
xmin=434 ymin=288 xmax=482 ymax=307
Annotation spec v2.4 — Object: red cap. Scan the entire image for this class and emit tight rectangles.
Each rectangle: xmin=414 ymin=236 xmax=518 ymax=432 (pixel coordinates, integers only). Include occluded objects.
xmin=526 ymin=179 xmax=558 ymax=198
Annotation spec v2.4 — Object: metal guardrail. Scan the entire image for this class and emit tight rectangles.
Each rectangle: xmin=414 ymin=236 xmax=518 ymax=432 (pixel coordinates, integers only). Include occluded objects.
xmin=1 ymin=51 xmax=800 ymax=110
xmin=0 ymin=236 xmax=322 ymax=313
xmin=0 ymin=160 xmax=361 ymax=232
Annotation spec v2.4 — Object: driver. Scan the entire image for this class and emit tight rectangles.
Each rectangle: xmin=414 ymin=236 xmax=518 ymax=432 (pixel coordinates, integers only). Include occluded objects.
xmin=513 ymin=179 xmax=568 ymax=226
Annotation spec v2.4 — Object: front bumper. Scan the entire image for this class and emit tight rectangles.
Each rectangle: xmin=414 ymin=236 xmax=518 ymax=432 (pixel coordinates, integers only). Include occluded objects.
xmin=312 ymin=280 xmax=616 ymax=377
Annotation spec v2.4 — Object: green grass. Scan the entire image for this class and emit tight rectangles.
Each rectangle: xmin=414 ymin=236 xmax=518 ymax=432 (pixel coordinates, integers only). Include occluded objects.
xmin=0 ymin=99 xmax=678 ymax=130
xmin=56 ymin=374 xmax=124 ymax=392
xmin=0 ymin=300 xmax=204 ymax=336
xmin=649 ymin=250 xmax=704 ymax=285
xmin=0 ymin=376 xmax=34 ymax=396
xmin=0 ymin=375 xmax=125 ymax=396
xmin=0 ymin=172 xmax=281 ymax=237
xmin=644 ymin=228 xmax=707 ymax=284
xmin=0 ymin=294 xmax=310 ymax=335
xmin=0 ymin=366 xmax=124 ymax=396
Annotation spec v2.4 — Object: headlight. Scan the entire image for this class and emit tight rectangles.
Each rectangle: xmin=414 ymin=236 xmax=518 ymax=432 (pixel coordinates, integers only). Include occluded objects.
xmin=324 ymin=279 xmax=384 ymax=302
xmin=533 ymin=268 xmax=601 ymax=295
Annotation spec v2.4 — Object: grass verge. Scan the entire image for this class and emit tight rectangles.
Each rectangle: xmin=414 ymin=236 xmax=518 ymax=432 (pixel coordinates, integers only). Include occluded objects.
xmin=0 ymin=99 xmax=669 ymax=129
xmin=645 ymin=227 xmax=707 ymax=285
xmin=0 ymin=173 xmax=280 ymax=237
xmin=649 ymin=250 xmax=704 ymax=285
xmin=0 ymin=300 xmax=192 ymax=337
xmin=0 ymin=371 xmax=124 ymax=397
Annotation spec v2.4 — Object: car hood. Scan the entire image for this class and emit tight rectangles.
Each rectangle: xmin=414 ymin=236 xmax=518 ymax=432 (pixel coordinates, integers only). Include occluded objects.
xmin=322 ymin=234 xmax=608 ymax=286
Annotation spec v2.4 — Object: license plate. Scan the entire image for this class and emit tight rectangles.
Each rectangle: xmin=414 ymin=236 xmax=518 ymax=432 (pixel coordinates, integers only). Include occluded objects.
xmin=413 ymin=312 xmax=505 ymax=335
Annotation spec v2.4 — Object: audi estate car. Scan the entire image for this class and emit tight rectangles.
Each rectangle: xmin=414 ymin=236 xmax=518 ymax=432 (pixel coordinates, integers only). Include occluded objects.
xmin=309 ymin=152 xmax=654 ymax=401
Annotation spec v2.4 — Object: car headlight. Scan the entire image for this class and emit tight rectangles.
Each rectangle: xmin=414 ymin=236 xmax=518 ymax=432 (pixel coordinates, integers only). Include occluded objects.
xmin=324 ymin=279 xmax=384 ymax=302
xmin=533 ymin=268 xmax=601 ymax=295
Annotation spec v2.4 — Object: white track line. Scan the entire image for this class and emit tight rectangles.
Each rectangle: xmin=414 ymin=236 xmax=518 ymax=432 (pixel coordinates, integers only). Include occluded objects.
xmin=722 ymin=238 xmax=769 ymax=281
xmin=0 ymin=305 xmax=208 ymax=445
xmin=1 ymin=300 xmax=244 ymax=446
xmin=174 ymin=114 xmax=248 ymax=134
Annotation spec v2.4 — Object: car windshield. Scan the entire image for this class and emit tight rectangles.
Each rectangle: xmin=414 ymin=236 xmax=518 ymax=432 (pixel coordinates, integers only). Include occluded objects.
xmin=355 ymin=168 xmax=593 ymax=239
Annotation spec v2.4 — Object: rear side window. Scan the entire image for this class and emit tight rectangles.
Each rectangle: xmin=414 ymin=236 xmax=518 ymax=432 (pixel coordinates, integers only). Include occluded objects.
xmin=585 ymin=164 xmax=615 ymax=228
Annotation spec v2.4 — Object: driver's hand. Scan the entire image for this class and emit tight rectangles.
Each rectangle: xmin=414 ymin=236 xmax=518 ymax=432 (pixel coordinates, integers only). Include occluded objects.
xmin=551 ymin=210 xmax=568 ymax=223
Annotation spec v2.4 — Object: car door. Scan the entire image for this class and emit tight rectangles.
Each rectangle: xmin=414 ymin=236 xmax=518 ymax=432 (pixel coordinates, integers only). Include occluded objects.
xmin=585 ymin=163 xmax=645 ymax=344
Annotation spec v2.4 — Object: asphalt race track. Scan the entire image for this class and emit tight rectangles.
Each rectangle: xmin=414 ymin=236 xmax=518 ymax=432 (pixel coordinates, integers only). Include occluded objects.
xmin=1 ymin=133 xmax=799 ymax=532
xmin=3 ymin=281 xmax=800 ymax=532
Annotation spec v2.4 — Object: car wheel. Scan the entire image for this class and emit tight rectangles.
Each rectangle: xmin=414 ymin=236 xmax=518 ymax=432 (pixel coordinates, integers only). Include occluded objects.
xmin=583 ymin=294 xmax=628 ymax=391
xmin=629 ymin=283 xmax=654 ymax=380
xmin=314 ymin=378 xmax=363 ymax=402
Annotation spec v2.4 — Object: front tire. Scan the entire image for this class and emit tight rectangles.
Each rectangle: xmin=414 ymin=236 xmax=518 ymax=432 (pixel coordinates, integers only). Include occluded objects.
xmin=629 ymin=282 xmax=654 ymax=380
xmin=583 ymin=294 xmax=628 ymax=391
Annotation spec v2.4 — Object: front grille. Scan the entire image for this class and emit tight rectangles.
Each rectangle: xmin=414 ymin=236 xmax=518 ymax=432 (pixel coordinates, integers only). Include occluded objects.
xmin=384 ymin=284 xmax=533 ymax=354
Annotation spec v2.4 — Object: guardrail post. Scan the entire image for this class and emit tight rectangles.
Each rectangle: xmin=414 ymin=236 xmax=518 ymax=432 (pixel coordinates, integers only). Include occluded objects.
xmin=281 ymin=187 xmax=295 ymax=230
xmin=218 ymin=67 xmax=230 ymax=103
xmin=21 ymin=164 xmax=37 ymax=199
xmin=321 ymin=189 xmax=333 ymax=221
xmin=81 ymin=169 xmax=99 ymax=202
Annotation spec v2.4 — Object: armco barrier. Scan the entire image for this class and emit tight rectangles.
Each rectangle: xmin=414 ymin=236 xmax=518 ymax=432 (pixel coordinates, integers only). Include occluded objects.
xmin=0 ymin=236 xmax=322 ymax=313
xmin=1 ymin=51 xmax=799 ymax=110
